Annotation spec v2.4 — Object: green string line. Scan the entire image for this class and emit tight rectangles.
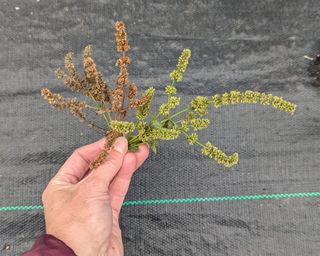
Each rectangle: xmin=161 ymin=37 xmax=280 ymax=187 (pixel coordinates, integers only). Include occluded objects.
xmin=1 ymin=192 xmax=320 ymax=211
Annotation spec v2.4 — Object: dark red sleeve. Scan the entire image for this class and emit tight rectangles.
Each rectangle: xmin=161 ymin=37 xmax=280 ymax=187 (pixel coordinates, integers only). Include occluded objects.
xmin=21 ymin=234 xmax=76 ymax=256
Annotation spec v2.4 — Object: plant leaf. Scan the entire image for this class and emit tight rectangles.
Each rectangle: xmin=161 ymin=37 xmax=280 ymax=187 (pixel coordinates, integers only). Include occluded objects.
xmin=151 ymin=117 xmax=162 ymax=129
xmin=128 ymin=143 xmax=139 ymax=152
xmin=149 ymin=140 xmax=158 ymax=154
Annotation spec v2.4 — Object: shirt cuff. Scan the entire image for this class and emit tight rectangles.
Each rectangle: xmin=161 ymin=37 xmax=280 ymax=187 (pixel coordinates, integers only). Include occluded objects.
xmin=21 ymin=234 xmax=76 ymax=256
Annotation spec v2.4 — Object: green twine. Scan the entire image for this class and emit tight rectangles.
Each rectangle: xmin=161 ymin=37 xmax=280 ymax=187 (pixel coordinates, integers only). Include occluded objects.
xmin=1 ymin=192 xmax=320 ymax=211
xmin=0 ymin=205 xmax=44 ymax=211
xmin=123 ymin=192 xmax=320 ymax=205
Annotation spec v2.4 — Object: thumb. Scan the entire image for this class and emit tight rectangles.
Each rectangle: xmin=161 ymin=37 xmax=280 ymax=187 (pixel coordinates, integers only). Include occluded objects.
xmin=84 ymin=136 xmax=128 ymax=190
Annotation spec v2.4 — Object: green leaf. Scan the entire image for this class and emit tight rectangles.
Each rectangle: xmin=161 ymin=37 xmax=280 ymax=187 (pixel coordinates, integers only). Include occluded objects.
xmin=149 ymin=140 xmax=158 ymax=154
xmin=151 ymin=117 xmax=162 ymax=129
xmin=128 ymin=144 xmax=139 ymax=153
xmin=151 ymin=143 xmax=157 ymax=154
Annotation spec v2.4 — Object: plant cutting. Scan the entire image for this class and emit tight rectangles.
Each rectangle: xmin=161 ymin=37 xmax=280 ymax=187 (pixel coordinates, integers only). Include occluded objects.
xmin=41 ymin=21 xmax=296 ymax=170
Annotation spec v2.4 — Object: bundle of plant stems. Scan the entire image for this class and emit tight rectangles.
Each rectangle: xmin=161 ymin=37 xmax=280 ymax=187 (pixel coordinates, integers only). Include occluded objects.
xmin=41 ymin=21 xmax=296 ymax=170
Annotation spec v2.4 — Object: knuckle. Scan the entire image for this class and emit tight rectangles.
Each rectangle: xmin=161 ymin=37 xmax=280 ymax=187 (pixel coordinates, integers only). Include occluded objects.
xmin=72 ymin=148 xmax=83 ymax=157
xmin=71 ymin=147 xmax=89 ymax=164
xmin=41 ymin=188 xmax=49 ymax=203
xmin=105 ymin=151 xmax=122 ymax=170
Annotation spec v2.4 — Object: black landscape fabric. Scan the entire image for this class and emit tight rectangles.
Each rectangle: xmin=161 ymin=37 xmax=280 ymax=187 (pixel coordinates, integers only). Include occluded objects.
xmin=1 ymin=0 xmax=320 ymax=255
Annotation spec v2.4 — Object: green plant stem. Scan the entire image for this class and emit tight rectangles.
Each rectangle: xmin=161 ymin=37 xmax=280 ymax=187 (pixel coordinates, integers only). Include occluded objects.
xmin=154 ymin=80 xmax=177 ymax=120
xmin=88 ymin=92 xmax=111 ymax=126
xmin=128 ymin=135 xmax=146 ymax=152
xmin=82 ymin=119 xmax=105 ymax=133
xmin=86 ymin=105 xmax=100 ymax=109
xmin=165 ymin=81 xmax=175 ymax=101
xmin=101 ymin=113 xmax=110 ymax=127
xmin=160 ymin=106 xmax=190 ymax=124
xmin=181 ymin=130 xmax=205 ymax=147
xmin=128 ymin=135 xmax=140 ymax=144
xmin=129 ymin=137 xmax=139 ymax=143
xmin=165 ymin=118 xmax=204 ymax=147
xmin=106 ymin=111 xmax=112 ymax=121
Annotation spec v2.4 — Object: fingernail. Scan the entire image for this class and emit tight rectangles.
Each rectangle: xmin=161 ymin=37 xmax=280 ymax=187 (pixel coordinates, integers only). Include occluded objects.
xmin=112 ymin=136 xmax=128 ymax=154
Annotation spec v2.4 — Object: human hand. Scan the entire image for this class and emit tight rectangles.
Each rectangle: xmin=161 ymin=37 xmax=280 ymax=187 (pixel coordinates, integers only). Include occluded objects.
xmin=42 ymin=137 xmax=149 ymax=256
